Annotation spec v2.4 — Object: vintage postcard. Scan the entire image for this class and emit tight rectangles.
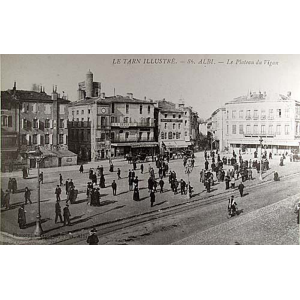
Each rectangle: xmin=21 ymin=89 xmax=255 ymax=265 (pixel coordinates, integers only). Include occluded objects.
xmin=1 ymin=54 xmax=300 ymax=245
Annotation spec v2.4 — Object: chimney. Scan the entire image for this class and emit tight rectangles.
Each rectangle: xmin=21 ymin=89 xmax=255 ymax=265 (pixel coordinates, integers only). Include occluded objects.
xmin=51 ymin=85 xmax=58 ymax=101
xmin=127 ymin=93 xmax=133 ymax=99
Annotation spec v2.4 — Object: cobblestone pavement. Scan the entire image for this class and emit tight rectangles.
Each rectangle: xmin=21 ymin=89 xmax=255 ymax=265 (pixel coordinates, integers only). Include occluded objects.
xmin=1 ymin=151 xmax=299 ymax=244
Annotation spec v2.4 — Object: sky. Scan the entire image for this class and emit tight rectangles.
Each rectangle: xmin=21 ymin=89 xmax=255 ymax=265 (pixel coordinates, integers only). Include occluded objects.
xmin=1 ymin=54 xmax=300 ymax=119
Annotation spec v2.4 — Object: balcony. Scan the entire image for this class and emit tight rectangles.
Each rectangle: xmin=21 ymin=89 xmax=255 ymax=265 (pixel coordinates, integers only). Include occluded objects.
xmin=111 ymin=119 xmax=154 ymax=128
xmin=112 ymin=136 xmax=154 ymax=143
xmin=244 ymin=133 xmax=276 ymax=138
xmin=70 ymin=121 xmax=91 ymax=128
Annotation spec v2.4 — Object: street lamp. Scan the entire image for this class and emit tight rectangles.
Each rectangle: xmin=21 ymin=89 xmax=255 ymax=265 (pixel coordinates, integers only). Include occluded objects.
xmin=28 ymin=147 xmax=44 ymax=237
xmin=259 ymin=136 xmax=263 ymax=180
xmin=186 ymin=158 xmax=193 ymax=199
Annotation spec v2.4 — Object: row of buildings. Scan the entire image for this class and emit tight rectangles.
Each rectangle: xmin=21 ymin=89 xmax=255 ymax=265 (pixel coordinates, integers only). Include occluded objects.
xmin=204 ymin=91 xmax=300 ymax=155
xmin=1 ymin=70 xmax=200 ymax=171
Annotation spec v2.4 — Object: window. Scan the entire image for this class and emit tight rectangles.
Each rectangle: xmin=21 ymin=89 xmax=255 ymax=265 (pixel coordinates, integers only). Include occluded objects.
xmin=246 ymin=125 xmax=251 ymax=134
xmin=76 ymin=118 xmax=79 ymax=121
xmin=126 ymin=104 xmax=129 ymax=114
xmin=246 ymin=110 xmax=251 ymax=119
xmin=185 ymin=120 xmax=187 ymax=126
xmin=276 ymin=125 xmax=281 ymax=135
xmin=164 ymin=123 xmax=167 ymax=129
xmin=1 ymin=116 xmax=8 ymax=126
xmin=124 ymin=117 xmax=129 ymax=123
xmin=81 ymin=110 xmax=84 ymax=115
xmin=178 ymin=115 xmax=181 ymax=119
xmin=176 ymin=132 xmax=180 ymax=139
xmin=173 ymin=123 xmax=175 ymax=129
xmin=232 ymin=125 xmax=236 ymax=134
xmin=101 ymin=132 xmax=106 ymax=140
xmin=185 ymin=131 xmax=187 ymax=136
xmin=22 ymin=134 xmax=27 ymax=145
xmin=147 ymin=132 xmax=150 ymax=140
xmin=168 ymin=132 xmax=172 ymax=139
xmin=232 ymin=110 xmax=236 ymax=119
xmin=33 ymin=103 xmax=37 ymax=113
xmin=33 ymin=119 xmax=38 ymax=129
xmin=125 ymin=132 xmax=130 ymax=139
xmin=226 ymin=111 xmax=229 ymax=119
xmin=164 ymin=114 xmax=167 ymax=118
xmin=59 ymin=105 xmax=65 ymax=114
xmin=88 ymin=109 xmax=91 ymax=114
xmin=72 ymin=111 xmax=75 ymax=116
xmin=76 ymin=110 xmax=79 ymax=115
xmin=165 ymin=132 xmax=167 ymax=139
xmin=87 ymin=117 xmax=90 ymax=123
xmin=261 ymin=109 xmax=266 ymax=119
xmin=81 ymin=118 xmax=84 ymax=122
xmin=138 ymin=132 xmax=142 ymax=140
xmin=45 ymin=134 xmax=49 ymax=145
xmin=261 ymin=125 xmax=266 ymax=134
xmin=111 ymin=132 xmax=115 ymax=141
xmin=277 ymin=109 xmax=281 ymax=118
xmin=253 ymin=125 xmax=258 ymax=134
xmin=173 ymin=132 xmax=176 ymax=138
xmin=45 ymin=104 xmax=51 ymax=114
xmin=178 ymin=123 xmax=181 ymax=129
xmin=140 ymin=105 xmax=143 ymax=114
xmin=161 ymin=132 xmax=164 ymax=140
xmin=269 ymin=109 xmax=274 ymax=119
xmin=285 ymin=125 xmax=290 ymax=135
xmin=253 ymin=110 xmax=258 ymax=119
xmin=33 ymin=134 xmax=37 ymax=145
xmin=59 ymin=134 xmax=64 ymax=144
xmin=268 ymin=125 xmax=273 ymax=134
xmin=60 ymin=119 xmax=64 ymax=128
xmin=7 ymin=116 xmax=12 ymax=127
xmin=45 ymin=119 xmax=50 ymax=128
xmin=239 ymin=124 xmax=243 ymax=134
xmin=285 ymin=108 xmax=290 ymax=118
xmin=239 ymin=110 xmax=243 ymax=119
xmin=173 ymin=114 xmax=176 ymax=118
xmin=148 ymin=105 xmax=150 ymax=114
xmin=226 ymin=125 xmax=229 ymax=134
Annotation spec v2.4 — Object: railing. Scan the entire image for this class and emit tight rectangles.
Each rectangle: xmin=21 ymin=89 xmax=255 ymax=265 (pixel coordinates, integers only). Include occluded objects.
xmin=111 ymin=137 xmax=154 ymax=143
xmin=244 ymin=133 xmax=276 ymax=138
xmin=111 ymin=119 xmax=154 ymax=128
xmin=70 ymin=121 xmax=91 ymax=127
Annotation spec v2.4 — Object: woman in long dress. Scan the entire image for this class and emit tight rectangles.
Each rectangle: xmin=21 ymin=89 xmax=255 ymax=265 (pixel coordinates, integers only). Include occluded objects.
xmin=133 ymin=185 xmax=140 ymax=201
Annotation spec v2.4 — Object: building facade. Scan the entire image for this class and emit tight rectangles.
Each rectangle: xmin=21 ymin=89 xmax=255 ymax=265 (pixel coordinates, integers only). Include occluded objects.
xmin=1 ymin=83 xmax=77 ymax=170
xmin=223 ymin=91 xmax=300 ymax=155
xmin=68 ymin=71 xmax=158 ymax=161
xmin=209 ymin=107 xmax=226 ymax=151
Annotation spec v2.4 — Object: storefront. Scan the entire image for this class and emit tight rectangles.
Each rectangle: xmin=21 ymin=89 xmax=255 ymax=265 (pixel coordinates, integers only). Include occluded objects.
xmin=111 ymin=142 xmax=158 ymax=158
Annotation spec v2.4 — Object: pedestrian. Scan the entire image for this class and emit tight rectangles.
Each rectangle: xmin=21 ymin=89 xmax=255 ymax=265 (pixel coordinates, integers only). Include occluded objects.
xmin=133 ymin=176 xmax=139 ymax=188
xmin=87 ymin=228 xmax=99 ymax=245
xmin=205 ymin=160 xmax=209 ymax=171
xmin=22 ymin=166 xmax=28 ymax=179
xmin=55 ymin=185 xmax=62 ymax=201
xmin=231 ymin=177 xmax=235 ymax=189
xmin=24 ymin=187 xmax=32 ymax=204
xmin=148 ymin=177 xmax=154 ymax=192
xmin=55 ymin=200 xmax=63 ymax=223
xmin=109 ymin=163 xmax=114 ymax=172
xmin=68 ymin=186 xmax=75 ymax=204
xmin=128 ymin=169 xmax=132 ymax=179
xmin=140 ymin=163 xmax=144 ymax=174
xmin=39 ymin=172 xmax=44 ymax=184
xmin=65 ymin=179 xmax=69 ymax=195
xmin=63 ymin=204 xmax=71 ymax=226
xmin=128 ymin=176 xmax=133 ymax=191
xmin=99 ymin=165 xmax=104 ymax=176
xmin=100 ymin=174 xmax=105 ymax=188
xmin=12 ymin=178 xmax=17 ymax=193
xmin=225 ymin=175 xmax=230 ymax=190
xmin=112 ymin=180 xmax=117 ymax=196
xmin=159 ymin=178 xmax=164 ymax=193
xmin=79 ymin=164 xmax=84 ymax=173
xmin=180 ymin=179 xmax=186 ymax=195
xmin=94 ymin=188 xmax=101 ymax=206
xmin=274 ymin=171 xmax=280 ymax=181
xmin=117 ymin=168 xmax=121 ymax=179
xmin=150 ymin=190 xmax=155 ymax=207
xmin=18 ymin=204 xmax=26 ymax=229
xmin=8 ymin=178 xmax=12 ymax=193
xmin=59 ymin=173 xmax=63 ymax=186
xmin=133 ymin=185 xmax=140 ymax=201
xmin=238 ymin=182 xmax=245 ymax=197
xmin=4 ymin=189 xmax=10 ymax=209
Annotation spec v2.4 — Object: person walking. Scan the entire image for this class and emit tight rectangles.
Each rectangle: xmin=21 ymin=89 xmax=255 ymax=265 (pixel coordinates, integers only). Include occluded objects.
xmin=133 ymin=185 xmax=140 ymax=201
xmin=159 ymin=178 xmax=164 ymax=193
xmin=140 ymin=163 xmax=144 ymax=174
xmin=79 ymin=164 xmax=84 ymax=174
xmin=231 ymin=177 xmax=235 ymax=189
xmin=87 ymin=228 xmax=99 ymax=245
xmin=112 ymin=180 xmax=117 ymax=196
xmin=4 ymin=189 xmax=10 ymax=210
xmin=18 ymin=204 xmax=26 ymax=229
xmin=205 ymin=160 xmax=209 ymax=171
xmin=59 ymin=174 xmax=63 ymax=186
xmin=63 ymin=204 xmax=71 ymax=226
xmin=55 ymin=200 xmax=63 ymax=223
xmin=238 ymin=182 xmax=245 ymax=197
xmin=24 ymin=187 xmax=32 ymax=204
xmin=55 ymin=185 xmax=62 ymax=201
xmin=65 ymin=179 xmax=69 ymax=195
xmin=150 ymin=190 xmax=155 ymax=207
xmin=100 ymin=174 xmax=105 ymax=188
xmin=117 ymin=168 xmax=121 ymax=179
xmin=128 ymin=176 xmax=133 ymax=191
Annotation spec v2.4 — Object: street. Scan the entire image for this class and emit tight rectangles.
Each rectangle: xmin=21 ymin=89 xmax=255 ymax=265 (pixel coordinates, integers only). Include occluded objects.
xmin=1 ymin=151 xmax=300 ymax=245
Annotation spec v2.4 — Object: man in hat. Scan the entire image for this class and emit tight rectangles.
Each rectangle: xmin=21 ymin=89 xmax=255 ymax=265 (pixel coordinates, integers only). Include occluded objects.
xmin=87 ymin=228 xmax=99 ymax=245
xmin=112 ymin=180 xmax=117 ymax=196
xmin=65 ymin=179 xmax=69 ymax=195
xmin=24 ymin=187 xmax=32 ymax=204
xmin=59 ymin=173 xmax=63 ymax=186
xmin=238 ymin=182 xmax=245 ymax=197
xmin=63 ymin=204 xmax=71 ymax=226
xmin=150 ymin=189 xmax=155 ymax=207
xmin=55 ymin=200 xmax=63 ymax=223
xmin=117 ymin=168 xmax=121 ymax=180
xmin=55 ymin=185 xmax=62 ymax=201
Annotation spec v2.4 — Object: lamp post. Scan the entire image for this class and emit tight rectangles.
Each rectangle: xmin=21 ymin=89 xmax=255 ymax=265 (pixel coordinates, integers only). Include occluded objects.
xmin=186 ymin=158 xmax=193 ymax=199
xmin=259 ymin=136 xmax=263 ymax=181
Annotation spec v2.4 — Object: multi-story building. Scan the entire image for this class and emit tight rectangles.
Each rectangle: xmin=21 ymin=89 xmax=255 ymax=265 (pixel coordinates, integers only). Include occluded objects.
xmin=223 ymin=91 xmax=300 ymax=155
xmin=1 ymin=83 xmax=77 ymax=170
xmin=68 ymin=70 xmax=158 ymax=161
xmin=157 ymin=99 xmax=193 ymax=152
xmin=209 ymin=107 xmax=226 ymax=151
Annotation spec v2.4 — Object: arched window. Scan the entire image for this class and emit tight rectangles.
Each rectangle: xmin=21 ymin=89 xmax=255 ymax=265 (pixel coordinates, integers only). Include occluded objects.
xmin=168 ymin=132 xmax=172 ymax=139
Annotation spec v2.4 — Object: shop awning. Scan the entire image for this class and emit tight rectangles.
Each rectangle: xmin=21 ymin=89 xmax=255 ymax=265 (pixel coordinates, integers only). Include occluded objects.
xmin=162 ymin=141 xmax=191 ymax=149
xmin=131 ymin=142 xmax=158 ymax=148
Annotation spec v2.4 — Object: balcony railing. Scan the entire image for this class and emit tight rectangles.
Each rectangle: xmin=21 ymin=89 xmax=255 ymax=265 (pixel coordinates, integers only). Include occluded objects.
xmin=244 ymin=133 xmax=276 ymax=138
xmin=112 ymin=136 xmax=154 ymax=143
xmin=111 ymin=119 xmax=154 ymax=128
xmin=70 ymin=121 xmax=91 ymax=128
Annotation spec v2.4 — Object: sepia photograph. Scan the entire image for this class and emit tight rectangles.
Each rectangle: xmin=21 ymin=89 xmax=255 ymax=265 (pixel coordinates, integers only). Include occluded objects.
xmin=1 ymin=54 xmax=300 ymax=245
